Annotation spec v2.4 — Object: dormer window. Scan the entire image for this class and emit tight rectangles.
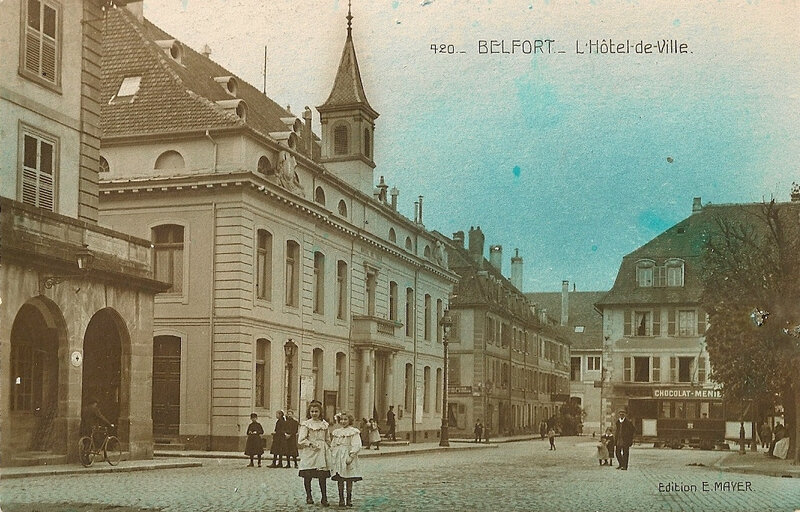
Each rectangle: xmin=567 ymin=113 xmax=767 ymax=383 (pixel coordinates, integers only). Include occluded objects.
xmin=110 ymin=76 xmax=141 ymax=104
xmin=216 ymin=99 xmax=247 ymax=121
xmin=155 ymin=40 xmax=184 ymax=64
xmin=214 ymin=76 xmax=238 ymax=97
xmin=665 ymin=259 xmax=685 ymax=287
xmin=635 ymin=259 xmax=655 ymax=287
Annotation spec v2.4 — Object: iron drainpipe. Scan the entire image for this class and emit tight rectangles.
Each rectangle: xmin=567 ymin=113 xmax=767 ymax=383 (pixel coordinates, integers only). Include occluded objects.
xmin=207 ymin=201 xmax=217 ymax=450
xmin=411 ymin=264 xmax=419 ymax=442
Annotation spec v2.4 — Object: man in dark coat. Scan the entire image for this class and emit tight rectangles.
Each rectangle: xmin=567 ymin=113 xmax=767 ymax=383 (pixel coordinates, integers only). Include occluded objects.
xmin=386 ymin=406 xmax=397 ymax=441
xmin=615 ymin=409 xmax=636 ymax=470
xmin=80 ymin=397 xmax=112 ymax=437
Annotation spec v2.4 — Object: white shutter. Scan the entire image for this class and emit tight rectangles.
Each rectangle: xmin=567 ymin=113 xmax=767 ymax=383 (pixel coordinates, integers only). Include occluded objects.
xmin=38 ymin=170 xmax=54 ymax=211
xmin=41 ymin=35 xmax=56 ymax=82
xmin=25 ymin=29 xmax=41 ymax=75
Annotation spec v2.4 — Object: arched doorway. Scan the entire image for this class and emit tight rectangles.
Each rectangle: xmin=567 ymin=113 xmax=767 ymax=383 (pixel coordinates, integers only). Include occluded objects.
xmin=9 ymin=300 xmax=64 ymax=454
xmin=82 ymin=309 xmax=129 ymax=443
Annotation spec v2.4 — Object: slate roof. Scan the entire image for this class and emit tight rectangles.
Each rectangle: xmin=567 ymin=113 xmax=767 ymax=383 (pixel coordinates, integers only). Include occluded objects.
xmin=317 ymin=21 xmax=377 ymax=117
xmin=524 ymin=291 xmax=606 ymax=350
xmin=596 ymin=201 xmax=800 ymax=307
xmin=101 ymin=7 xmax=318 ymax=155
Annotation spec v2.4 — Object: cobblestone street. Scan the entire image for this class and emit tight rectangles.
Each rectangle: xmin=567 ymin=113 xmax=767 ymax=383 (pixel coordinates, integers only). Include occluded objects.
xmin=1 ymin=438 xmax=798 ymax=512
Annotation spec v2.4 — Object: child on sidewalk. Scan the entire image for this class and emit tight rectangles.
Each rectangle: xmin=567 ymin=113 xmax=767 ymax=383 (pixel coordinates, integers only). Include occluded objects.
xmin=330 ymin=412 xmax=363 ymax=508
xmin=548 ymin=427 xmax=556 ymax=450
xmin=368 ymin=418 xmax=381 ymax=450
xmin=244 ymin=412 xmax=264 ymax=467
xmin=297 ymin=400 xmax=331 ymax=506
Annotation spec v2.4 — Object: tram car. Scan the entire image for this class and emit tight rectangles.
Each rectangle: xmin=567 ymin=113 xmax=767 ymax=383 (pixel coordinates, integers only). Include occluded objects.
xmin=626 ymin=388 xmax=754 ymax=449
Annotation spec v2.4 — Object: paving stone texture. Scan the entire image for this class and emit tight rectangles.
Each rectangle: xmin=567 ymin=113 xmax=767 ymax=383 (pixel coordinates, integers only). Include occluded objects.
xmin=1 ymin=438 xmax=798 ymax=511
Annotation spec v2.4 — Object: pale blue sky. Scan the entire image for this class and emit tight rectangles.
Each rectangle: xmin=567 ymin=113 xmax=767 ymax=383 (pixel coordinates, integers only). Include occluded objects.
xmin=142 ymin=0 xmax=800 ymax=292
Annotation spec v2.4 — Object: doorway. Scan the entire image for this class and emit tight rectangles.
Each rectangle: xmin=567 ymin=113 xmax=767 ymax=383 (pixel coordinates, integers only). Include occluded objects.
xmin=152 ymin=336 xmax=181 ymax=436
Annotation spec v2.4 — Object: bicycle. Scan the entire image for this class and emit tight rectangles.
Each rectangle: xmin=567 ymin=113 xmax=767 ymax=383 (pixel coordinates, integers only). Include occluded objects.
xmin=78 ymin=425 xmax=122 ymax=467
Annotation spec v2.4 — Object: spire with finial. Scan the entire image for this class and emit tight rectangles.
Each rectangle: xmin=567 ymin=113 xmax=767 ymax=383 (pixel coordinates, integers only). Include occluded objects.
xmin=347 ymin=0 xmax=353 ymax=36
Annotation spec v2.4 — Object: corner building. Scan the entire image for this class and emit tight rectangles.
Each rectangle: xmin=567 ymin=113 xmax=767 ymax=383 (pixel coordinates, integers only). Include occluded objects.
xmin=0 ymin=0 xmax=164 ymax=466
xmin=97 ymin=4 xmax=456 ymax=450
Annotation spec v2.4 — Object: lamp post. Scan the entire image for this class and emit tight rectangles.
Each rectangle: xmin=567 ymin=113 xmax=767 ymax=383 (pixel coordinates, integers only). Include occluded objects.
xmin=39 ymin=244 xmax=95 ymax=291
xmin=284 ymin=342 xmax=296 ymax=411
xmin=439 ymin=309 xmax=453 ymax=447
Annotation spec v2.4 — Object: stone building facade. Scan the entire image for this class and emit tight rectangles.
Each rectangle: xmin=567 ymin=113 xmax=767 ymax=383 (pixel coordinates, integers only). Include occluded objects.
xmin=437 ymin=228 xmax=571 ymax=438
xmin=0 ymin=0 xmax=164 ymax=466
xmin=96 ymin=4 xmax=456 ymax=450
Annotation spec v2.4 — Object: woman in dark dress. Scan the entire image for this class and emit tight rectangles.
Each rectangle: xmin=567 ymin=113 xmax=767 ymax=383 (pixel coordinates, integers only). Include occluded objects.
xmin=269 ymin=410 xmax=287 ymax=468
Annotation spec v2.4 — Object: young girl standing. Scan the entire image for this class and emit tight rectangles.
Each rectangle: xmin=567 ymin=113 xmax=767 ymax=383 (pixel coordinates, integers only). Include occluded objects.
xmin=244 ymin=413 xmax=264 ymax=467
xmin=297 ymin=400 xmax=331 ymax=506
xmin=330 ymin=413 xmax=362 ymax=508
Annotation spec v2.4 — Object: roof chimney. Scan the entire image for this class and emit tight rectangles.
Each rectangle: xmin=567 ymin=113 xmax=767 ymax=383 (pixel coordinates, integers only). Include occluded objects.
xmin=452 ymin=231 xmax=465 ymax=249
xmin=489 ymin=245 xmax=503 ymax=273
xmin=390 ymin=186 xmax=399 ymax=210
xmin=418 ymin=196 xmax=424 ymax=224
xmin=561 ymin=280 xmax=569 ymax=326
xmin=201 ymin=44 xmax=212 ymax=58
xmin=468 ymin=226 xmax=485 ymax=262
xmin=414 ymin=201 xmax=420 ymax=223
xmin=377 ymin=176 xmax=388 ymax=203
xmin=510 ymin=248 xmax=523 ymax=290
xmin=126 ymin=1 xmax=143 ymax=22
xmin=791 ymin=182 xmax=800 ymax=202
xmin=692 ymin=197 xmax=702 ymax=214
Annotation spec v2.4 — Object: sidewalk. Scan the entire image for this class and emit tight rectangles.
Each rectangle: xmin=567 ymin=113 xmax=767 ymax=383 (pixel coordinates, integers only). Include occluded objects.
xmin=710 ymin=450 xmax=800 ymax=479
xmin=0 ymin=458 xmax=202 ymax=480
xmin=154 ymin=438 xmax=499 ymax=460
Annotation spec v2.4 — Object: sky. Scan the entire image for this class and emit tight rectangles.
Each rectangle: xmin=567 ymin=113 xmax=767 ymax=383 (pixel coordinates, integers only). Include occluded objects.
xmin=140 ymin=0 xmax=800 ymax=292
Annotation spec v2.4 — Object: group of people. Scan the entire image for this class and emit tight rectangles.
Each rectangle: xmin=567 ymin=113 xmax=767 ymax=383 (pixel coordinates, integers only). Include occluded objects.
xmin=244 ymin=401 xmax=365 ymax=507
xmin=760 ymin=420 xmax=790 ymax=459
xmin=595 ymin=409 xmax=635 ymax=470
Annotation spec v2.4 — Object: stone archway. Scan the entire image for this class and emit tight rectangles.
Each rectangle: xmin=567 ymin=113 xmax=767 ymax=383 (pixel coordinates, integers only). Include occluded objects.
xmin=82 ymin=308 xmax=131 ymax=445
xmin=8 ymin=297 xmax=67 ymax=458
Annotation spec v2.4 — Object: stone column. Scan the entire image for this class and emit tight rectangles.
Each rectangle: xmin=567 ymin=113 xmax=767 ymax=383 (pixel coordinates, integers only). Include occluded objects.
xmin=385 ymin=352 xmax=395 ymax=410
xmin=360 ymin=348 xmax=374 ymax=421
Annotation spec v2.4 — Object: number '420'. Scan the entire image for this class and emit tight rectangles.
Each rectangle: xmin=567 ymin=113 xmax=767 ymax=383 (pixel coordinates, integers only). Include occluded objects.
xmin=430 ymin=44 xmax=456 ymax=54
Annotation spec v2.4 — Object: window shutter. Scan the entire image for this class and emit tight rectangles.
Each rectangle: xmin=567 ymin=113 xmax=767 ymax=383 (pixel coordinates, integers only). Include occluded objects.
xmin=653 ymin=309 xmax=661 ymax=336
xmin=624 ymin=310 xmax=631 ymax=336
xmin=41 ymin=34 xmax=57 ymax=82
xmin=623 ymin=357 xmax=631 ymax=382
xmin=697 ymin=357 xmax=706 ymax=383
xmin=670 ymin=357 xmax=677 ymax=382
xmin=652 ymin=357 xmax=661 ymax=382
xmin=25 ymin=29 xmax=41 ymax=75
xmin=38 ymin=169 xmax=54 ymax=211
xmin=697 ymin=310 xmax=706 ymax=335
xmin=668 ymin=309 xmax=676 ymax=336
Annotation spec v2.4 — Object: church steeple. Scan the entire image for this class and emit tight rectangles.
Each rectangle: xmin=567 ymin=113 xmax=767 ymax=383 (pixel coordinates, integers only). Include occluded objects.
xmin=318 ymin=2 xmax=379 ymax=196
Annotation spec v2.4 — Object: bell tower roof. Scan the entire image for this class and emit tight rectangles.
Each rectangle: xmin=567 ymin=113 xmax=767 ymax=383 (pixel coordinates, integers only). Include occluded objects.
xmin=318 ymin=2 xmax=378 ymax=119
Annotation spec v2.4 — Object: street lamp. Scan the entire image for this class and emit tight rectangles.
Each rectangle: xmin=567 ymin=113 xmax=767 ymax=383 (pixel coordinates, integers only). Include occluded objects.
xmin=284 ymin=341 xmax=296 ymax=410
xmin=439 ymin=308 xmax=453 ymax=447
xmin=39 ymin=244 xmax=95 ymax=291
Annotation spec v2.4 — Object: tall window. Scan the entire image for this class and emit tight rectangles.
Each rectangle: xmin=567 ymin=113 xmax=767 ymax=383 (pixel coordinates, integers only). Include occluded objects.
xmin=153 ymin=225 xmax=184 ymax=293
xmin=634 ymin=357 xmax=650 ymax=382
xmin=666 ymin=260 xmax=684 ymax=287
xmin=389 ymin=281 xmax=398 ymax=321
xmin=285 ymin=241 xmax=300 ymax=307
xmin=256 ymin=230 xmax=272 ymax=300
xmin=366 ymin=271 xmax=376 ymax=316
xmin=336 ymin=261 xmax=347 ymax=320
xmin=20 ymin=129 xmax=57 ymax=211
xmin=435 ymin=368 xmax=442 ymax=412
xmin=405 ymin=288 xmax=414 ymax=336
xmin=336 ymin=352 xmax=346 ymax=409
xmin=313 ymin=348 xmax=323 ymax=401
xmin=423 ymin=294 xmax=432 ymax=341
xmin=313 ymin=252 xmax=325 ymax=314
xmin=404 ymin=363 xmax=413 ymax=410
xmin=334 ymin=125 xmax=349 ymax=155
xmin=678 ymin=356 xmax=693 ymax=383
xmin=570 ymin=357 xmax=581 ymax=381
xmin=587 ymin=356 xmax=600 ymax=370
xmin=677 ymin=310 xmax=696 ymax=336
xmin=423 ymin=366 xmax=431 ymax=412
xmin=436 ymin=299 xmax=443 ymax=343
xmin=625 ymin=310 xmax=652 ymax=337
xmin=255 ymin=339 xmax=270 ymax=408
xmin=21 ymin=0 xmax=61 ymax=86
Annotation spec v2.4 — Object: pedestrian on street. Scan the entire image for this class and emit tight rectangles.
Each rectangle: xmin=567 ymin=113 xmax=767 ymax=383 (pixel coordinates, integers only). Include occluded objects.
xmin=615 ymin=409 xmax=636 ymax=470
xmin=601 ymin=427 xmax=616 ymax=467
xmin=769 ymin=423 xmax=786 ymax=457
xmin=284 ymin=410 xmax=300 ymax=468
xmin=386 ymin=406 xmax=397 ymax=441
xmin=298 ymin=400 xmax=331 ymax=506
xmin=474 ymin=420 xmax=484 ymax=443
xmin=330 ymin=412 xmax=363 ymax=508
xmin=539 ymin=420 xmax=547 ymax=441
xmin=359 ymin=418 xmax=371 ymax=449
xmin=368 ymin=418 xmax=381 ymax=450
xmin=269 ymin=410 xmax=287 ymax=468
xmin=759 ymin=420 xmax=772 ymax=450
xmin=596 ymin=436 xmax=609 ymax=465
xmin=244 ymin=413 xmax=264 ymax=467
xmin=547 ymin=427 xmax=556 ymax=450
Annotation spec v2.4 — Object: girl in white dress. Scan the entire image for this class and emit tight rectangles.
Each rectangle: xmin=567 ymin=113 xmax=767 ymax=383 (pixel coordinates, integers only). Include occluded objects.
xmin=330 ymin=413 xmax=363 ymax=507
xmin=297 ymin=400 xmax=331 ymax=505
